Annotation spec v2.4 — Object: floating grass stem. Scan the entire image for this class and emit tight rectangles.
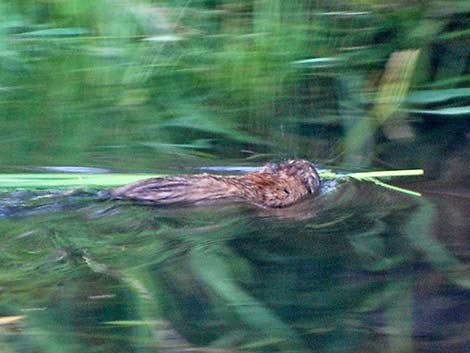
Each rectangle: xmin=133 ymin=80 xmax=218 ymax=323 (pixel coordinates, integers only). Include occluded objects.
xmin=0 ymin=169 xmax=424 ymax=194
xmin=321 ymin=168 xmax=424 ymax=196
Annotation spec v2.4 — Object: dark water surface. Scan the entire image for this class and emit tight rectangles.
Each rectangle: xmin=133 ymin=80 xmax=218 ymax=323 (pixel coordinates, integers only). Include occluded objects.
xmin=1 ymin=176 xmax=469 ymax=353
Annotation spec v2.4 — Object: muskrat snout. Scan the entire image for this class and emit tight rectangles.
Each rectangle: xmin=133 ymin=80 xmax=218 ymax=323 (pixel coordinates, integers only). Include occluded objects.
xmin=303 ymin=162 xmax=321 ymax=194
xmin=276 ymin=160 xmax=321 ymax=194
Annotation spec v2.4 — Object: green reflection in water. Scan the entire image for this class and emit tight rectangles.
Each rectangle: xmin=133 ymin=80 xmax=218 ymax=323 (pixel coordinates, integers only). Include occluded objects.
xmin=0 ymin=180 xmax=468 ymax=352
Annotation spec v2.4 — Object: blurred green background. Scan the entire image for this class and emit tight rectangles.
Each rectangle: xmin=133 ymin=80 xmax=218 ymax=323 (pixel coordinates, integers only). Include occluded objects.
xmin=1 ymin=0 xmax=468 ymax=173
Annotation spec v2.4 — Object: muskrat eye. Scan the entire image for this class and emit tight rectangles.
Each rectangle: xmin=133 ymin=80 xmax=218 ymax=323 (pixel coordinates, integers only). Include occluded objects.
xmin=283 ymin=188 xmax=290 ymax=195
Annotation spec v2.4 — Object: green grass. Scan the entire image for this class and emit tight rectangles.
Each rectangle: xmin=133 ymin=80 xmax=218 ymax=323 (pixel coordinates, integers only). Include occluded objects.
xmin=0 ymin=169 xmax=424 ymax=197
xmin=0 ymin=173 xmax=163 ymax=188
xmin=1 ymin=1 xmax=468 ymax=168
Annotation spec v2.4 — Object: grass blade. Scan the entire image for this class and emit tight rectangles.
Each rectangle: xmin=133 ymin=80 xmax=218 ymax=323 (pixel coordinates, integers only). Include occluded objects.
xmin=0 ymin=169 xmax=424 ymax=190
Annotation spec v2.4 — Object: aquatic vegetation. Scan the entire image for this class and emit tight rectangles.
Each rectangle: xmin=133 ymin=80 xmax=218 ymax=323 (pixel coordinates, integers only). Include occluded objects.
xmin=0 ymin=0 xmax=467 ymax=169
xmin=0 ymin=168 xmax=423 ymax=189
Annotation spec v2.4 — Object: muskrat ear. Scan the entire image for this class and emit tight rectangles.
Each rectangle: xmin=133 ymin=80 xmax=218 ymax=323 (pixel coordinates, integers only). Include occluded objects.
xmin=260 ymin=162 xmax=280 ymax=174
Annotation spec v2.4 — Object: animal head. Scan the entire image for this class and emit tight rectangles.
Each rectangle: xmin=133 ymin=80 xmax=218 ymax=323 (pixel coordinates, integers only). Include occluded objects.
xmin=260 ymin=160 xmax=321 ymax=193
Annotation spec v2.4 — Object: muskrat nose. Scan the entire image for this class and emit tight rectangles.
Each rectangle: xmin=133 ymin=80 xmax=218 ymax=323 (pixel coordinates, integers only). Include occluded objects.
xmin=283 ymin=159 xmax=321 ymax=194
xmin=307 ymin=168 xmax=321 ymax=193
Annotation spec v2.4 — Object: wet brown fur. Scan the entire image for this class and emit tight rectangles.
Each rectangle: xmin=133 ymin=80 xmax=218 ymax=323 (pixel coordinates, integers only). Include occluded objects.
xmin=110 ymin=160 xmax=321 ymax=208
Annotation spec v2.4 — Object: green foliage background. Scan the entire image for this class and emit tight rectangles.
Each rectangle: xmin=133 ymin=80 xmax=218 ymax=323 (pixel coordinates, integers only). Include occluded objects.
xmin=1 ymin=0 xmax=468 ymax=172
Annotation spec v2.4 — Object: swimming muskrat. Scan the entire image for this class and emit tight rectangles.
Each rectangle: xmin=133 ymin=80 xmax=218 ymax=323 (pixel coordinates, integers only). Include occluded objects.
xmin=111 ymin=160 xmax=321 ymax=208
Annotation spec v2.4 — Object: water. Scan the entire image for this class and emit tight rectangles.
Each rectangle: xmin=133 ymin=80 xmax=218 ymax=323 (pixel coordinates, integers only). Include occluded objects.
xmin=1 ymin=175 xmax=469 ymax=353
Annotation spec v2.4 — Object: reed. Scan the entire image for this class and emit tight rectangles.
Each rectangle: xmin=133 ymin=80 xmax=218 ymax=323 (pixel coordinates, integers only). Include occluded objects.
xmin=0 ymin=169 xmax=423 ymax=190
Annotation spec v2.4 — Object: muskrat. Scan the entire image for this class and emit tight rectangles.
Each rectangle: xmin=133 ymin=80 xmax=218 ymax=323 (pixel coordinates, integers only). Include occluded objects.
xmin=110 ymin=160 xmax=321 ymax=208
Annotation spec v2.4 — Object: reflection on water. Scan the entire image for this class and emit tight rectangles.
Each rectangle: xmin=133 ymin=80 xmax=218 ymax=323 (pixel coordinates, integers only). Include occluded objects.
xmin=1 ymin=178 xmax=468 ymax=353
